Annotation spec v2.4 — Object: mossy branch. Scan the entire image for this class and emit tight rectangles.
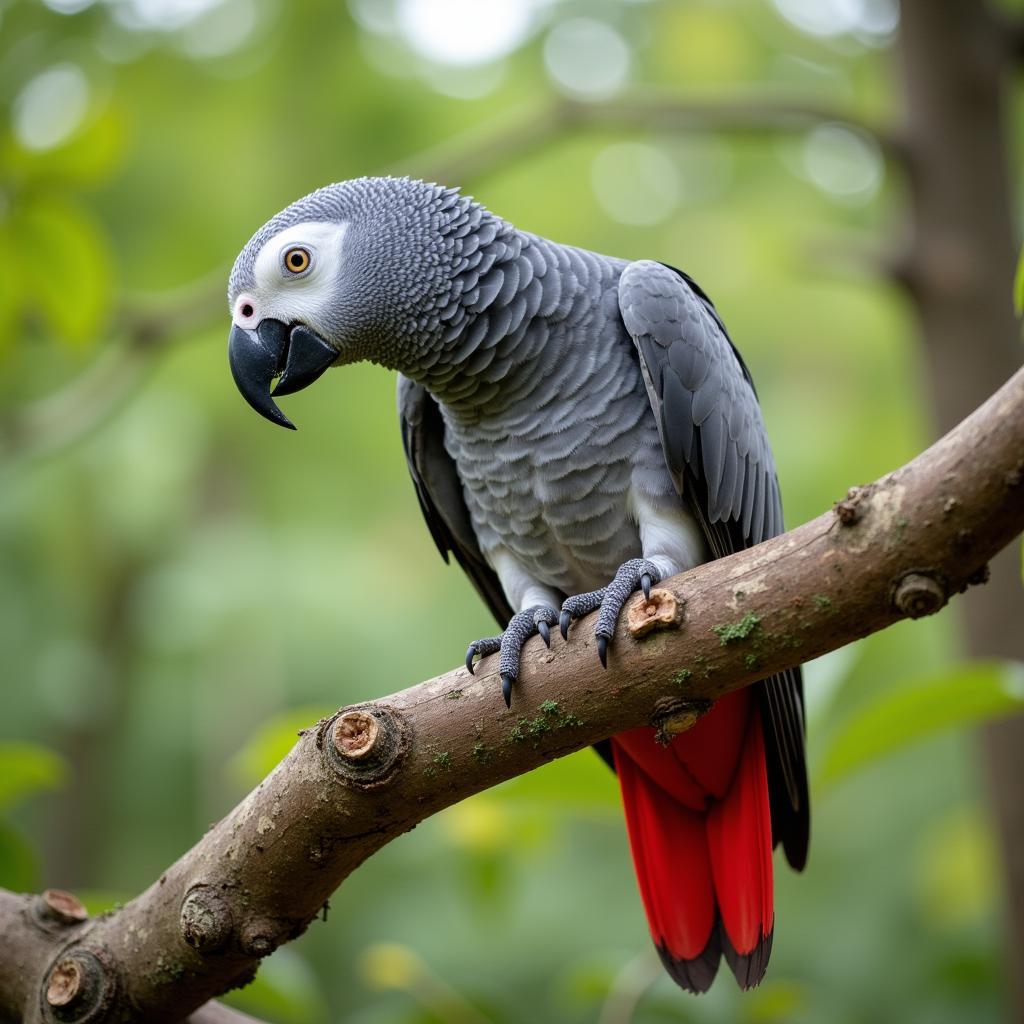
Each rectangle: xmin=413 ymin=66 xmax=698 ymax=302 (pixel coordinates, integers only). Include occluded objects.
xmin=0 ymin=358 xmax=1022 ymax=1022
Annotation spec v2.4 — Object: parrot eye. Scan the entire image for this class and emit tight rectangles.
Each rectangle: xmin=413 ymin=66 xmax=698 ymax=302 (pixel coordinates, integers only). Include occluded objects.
xmin=283 ymin=247 xmax=311 ymax=275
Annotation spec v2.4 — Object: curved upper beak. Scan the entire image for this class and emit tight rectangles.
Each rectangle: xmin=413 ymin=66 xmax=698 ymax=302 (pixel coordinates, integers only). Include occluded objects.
xmin=228 ymin=319 xmax=337 ymax=430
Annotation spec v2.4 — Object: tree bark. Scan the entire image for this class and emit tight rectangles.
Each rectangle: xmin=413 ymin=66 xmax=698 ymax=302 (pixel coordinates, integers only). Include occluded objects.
xmin=1 ymin=364 xmax=1022 ymax=1024
xmin=896 ymin=1 xmax=1024 ymax=1015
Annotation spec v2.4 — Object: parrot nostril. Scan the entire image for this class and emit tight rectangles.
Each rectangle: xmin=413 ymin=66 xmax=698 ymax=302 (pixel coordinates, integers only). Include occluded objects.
xmin=240 ymin=302 xmax=254 ymax=319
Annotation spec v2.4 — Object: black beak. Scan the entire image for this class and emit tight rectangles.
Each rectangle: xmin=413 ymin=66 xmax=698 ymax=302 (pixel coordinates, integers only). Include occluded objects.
xmin=228 ymin=319 xmax=337 ymax=430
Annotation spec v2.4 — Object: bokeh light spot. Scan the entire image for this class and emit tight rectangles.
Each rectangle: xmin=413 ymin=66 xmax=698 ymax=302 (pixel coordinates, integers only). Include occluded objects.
xmin=13 ymin=64 xmax=90 ymax=152
xmin=396 ymin=0 xmax=533 ymax=66
xmin=178 ymin=0 xmax=257 ymax=59
xmin=113 ymin=0 xmax=224 ymax=31
xmin=591 ymin=142 xmax=679 ymax=226
xmin=801 ymin=124 xmax=882 ymax=204
xmin=41 ymin=0 xmax=96 ymax=13
xmin=544 ymin=18 xmax=630 ymax=100
xmin=772 ymin=0 xmax=897 ymax=40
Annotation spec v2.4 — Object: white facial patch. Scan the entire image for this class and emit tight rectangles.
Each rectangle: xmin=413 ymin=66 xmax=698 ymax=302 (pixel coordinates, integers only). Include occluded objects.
xmin=232 ymin=221 xmax=347 ymax=332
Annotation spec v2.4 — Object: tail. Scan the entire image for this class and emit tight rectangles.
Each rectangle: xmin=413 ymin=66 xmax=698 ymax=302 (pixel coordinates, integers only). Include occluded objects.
xmin=611 ymin=689 xmax=774 ymax=993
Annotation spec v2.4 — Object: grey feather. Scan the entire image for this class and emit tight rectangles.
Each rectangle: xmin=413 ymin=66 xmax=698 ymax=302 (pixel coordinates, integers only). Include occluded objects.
xmin=397 ymin=375 xmax=512 ymax=625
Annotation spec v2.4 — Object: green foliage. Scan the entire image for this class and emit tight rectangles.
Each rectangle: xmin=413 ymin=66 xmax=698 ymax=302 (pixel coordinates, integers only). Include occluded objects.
xmin=0 ymin=823 xmax=40 ymax=892
xmin=0 ymin=1 xmax=1016 ymax=1020
xmin=1014 ymin=244 xmax=1024 ymax=316
xmin=229 ymin=705 xmax=334 ymax=787
xmin=914 ymin=806 xmax=998 ymax=933
xmin=0 ymin=741 xmax=67 ymax=890
xmin=0 ymin=742 xmax=67 ymax=813
xmin=820 ymin=661 xmax=1024 ymax=786
xmin=222 ymin=948 xmax=329 ymax=1024
xmin=14 ymin=194 xmax=113 ymax=349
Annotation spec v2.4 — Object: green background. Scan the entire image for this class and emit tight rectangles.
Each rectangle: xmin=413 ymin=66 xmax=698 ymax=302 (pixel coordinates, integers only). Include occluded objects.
xmin=1 ymin=1 xmax=1022 ymax=1021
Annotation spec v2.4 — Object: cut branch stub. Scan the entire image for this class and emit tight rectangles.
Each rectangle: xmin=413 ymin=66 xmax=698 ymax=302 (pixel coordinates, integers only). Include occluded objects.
xmin=892 ymin=571 xmax=948 ymax=618
xmin=45 ymin=960 xmax=81 ymax=1008
xmin=324 ymin=705 xmax=409 ymax=787
xmin=332 ymin=712 xmax=378 ymax=760
xmin=36 ymin=890 xmax=88 ymax=928
xmin=626 ymin=588 xmax=685 ymax=637
xmin=41 ymin=948 xmax=116 ymax=1024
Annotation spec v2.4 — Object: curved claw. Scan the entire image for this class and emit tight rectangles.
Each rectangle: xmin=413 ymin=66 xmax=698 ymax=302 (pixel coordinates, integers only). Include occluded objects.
xmin=501 ymin=673 xmax=513 ymax=707
xmin=538 ymin=621 xmax=551 ymax=648
xmin=597 ymin=634 xmax=608 ymax=669
xmin=559 ymin=610 xmax=572 ymax=641
xmin=465 ymin=646 xmax=477 ymax=675
xmin=641 ymin=573 xmax=653 ymax=602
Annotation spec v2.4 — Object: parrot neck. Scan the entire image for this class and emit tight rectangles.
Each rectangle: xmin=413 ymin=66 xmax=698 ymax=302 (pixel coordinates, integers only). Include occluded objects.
xmin=394 ymin=228 xmax=567 ymax=419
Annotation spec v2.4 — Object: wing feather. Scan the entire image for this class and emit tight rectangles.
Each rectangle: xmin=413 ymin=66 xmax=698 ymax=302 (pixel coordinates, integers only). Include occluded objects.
xmin=397 ymin=375 xmax=513 ymax=626
xmin=618 ymin=260 xmax=809 ymax=872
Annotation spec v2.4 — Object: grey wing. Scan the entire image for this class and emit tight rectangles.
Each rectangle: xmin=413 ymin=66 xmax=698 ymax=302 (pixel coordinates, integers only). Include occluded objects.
xmin=397 ymin=374 xmax=513 ymax=626
xmin=618 ymin=260 xmax=809 ymax=872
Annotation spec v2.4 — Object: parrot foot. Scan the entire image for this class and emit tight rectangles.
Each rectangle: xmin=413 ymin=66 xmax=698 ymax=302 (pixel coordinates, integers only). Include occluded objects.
xmin=465 ymin=605 xmax=559 ymax=707
xmin=559 ymin=558 xmax=662 ymax=668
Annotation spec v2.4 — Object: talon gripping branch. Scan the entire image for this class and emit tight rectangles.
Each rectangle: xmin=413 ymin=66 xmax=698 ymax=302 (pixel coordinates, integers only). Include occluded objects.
xmin=227 ymin=177 xmax=809 ymax=992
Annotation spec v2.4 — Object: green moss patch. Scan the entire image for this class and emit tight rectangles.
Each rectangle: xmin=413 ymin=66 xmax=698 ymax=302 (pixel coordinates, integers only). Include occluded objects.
xmin=712 ymin=612 xmax=762 ymax=645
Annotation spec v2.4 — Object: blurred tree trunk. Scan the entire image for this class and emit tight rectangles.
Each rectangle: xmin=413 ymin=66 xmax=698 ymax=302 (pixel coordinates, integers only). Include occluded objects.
xmin=44 ymin=554 xmax=142 ymax=888
xmin=897 ymin=0 xmax=1023 ymax=1017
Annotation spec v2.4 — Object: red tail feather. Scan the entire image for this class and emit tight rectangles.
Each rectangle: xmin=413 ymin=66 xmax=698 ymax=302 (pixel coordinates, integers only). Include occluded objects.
xmin=611 ymin=689 xmax=774 ymax=992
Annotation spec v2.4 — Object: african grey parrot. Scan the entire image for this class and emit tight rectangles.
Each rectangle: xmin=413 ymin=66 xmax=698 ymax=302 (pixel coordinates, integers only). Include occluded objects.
xmin=227 ymin=176 xmax=808 ymax=993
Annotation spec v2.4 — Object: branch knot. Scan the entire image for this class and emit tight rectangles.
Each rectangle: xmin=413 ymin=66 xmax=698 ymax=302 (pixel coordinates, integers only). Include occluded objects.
xmin=180 ymin=887 xmax=233 ymax=955
xmin=652 ymin=697 xmax=713 ymax=745
xmin=892 ymin=571 xmax=947 ymax=618
xmin=834 ymin=484 xmax=872 ymax=525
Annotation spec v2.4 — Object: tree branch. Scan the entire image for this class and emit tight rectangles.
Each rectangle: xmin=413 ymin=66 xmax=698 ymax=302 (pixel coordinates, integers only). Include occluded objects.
xmin=400 ymin=92 xmax=905 ymax=185
xmin=2 ymin=357 xmax=1022 ymax=1021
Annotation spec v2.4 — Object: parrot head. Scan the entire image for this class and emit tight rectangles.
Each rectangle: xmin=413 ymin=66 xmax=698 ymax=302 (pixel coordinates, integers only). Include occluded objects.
xmin=227 ymin=217 xmax=347 ymax=429
xmin=227 ymin=176 xmax=476 ymax=429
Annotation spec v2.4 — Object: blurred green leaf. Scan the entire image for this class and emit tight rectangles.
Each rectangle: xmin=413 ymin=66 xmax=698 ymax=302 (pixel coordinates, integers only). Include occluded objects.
xmin=914 ymin=806 xmax=996 ymax=931
xmin=492 ymin=748 xmax=619 ymax=811
xmin=820 ymin=661 xmax=1024 ymax=786
xmin=222 ymin=947 xmax=329 ymax=1024
xmin=74 ymin=890 xmax=131 ymax=916
xmin=743 ymin=977 xmax=810 ymax=1022
xmin=0 ymin=822 xmax=39 ymax=892
xmin=0 ymin=741 xmax=68 ymax=813
xmin=228 ymin=705 xmax=334 ymax=786
xmin=16 ymin=193 xmax=113 ymax=348
xmin=4 ymin=108 xmax=127 ymax=188
xmin=0 ymin=228 xmax=25 ymax=358
xmin=1014 ymin=244 xmax=1024 ymax=316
